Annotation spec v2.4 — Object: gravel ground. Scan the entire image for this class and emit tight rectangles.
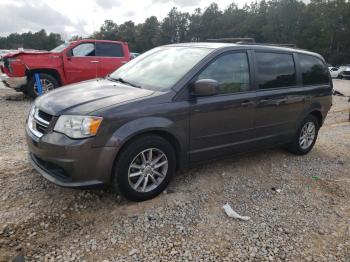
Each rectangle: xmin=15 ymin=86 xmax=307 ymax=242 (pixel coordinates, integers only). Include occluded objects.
xmin=0 ymin=81 xmax=349 ymax=261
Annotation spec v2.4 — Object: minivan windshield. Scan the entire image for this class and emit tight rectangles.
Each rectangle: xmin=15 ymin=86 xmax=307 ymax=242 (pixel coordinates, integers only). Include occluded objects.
xmin=50 ymin=42 xmax=70 ymax=53
xmin=110 ymin=46 xmax=212 ymax=91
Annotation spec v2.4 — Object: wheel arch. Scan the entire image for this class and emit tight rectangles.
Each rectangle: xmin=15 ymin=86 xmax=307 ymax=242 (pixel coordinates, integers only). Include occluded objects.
xmin=116 ymin=130 xmax=183 ymax=170
xmin=26 ymin=68 xmax=62 ymax=86
xmin=309 ymin=110 xmax=323 ymax=127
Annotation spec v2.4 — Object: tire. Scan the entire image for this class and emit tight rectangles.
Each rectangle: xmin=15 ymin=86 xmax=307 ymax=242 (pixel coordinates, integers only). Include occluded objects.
xmin=112 ymin=135 xmax=176 ymax=201
xmin=27 ymin=73 xmax=59 ymax=99
xmin=286 ymin=115 xmax=319 ymax=155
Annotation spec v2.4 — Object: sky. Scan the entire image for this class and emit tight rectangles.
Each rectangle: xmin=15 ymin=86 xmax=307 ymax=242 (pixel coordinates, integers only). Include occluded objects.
xmin=0 ymin=0 xmax=250 ymax=39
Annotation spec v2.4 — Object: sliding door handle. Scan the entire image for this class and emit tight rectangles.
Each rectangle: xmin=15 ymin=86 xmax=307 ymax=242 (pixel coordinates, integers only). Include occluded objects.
xmin=259 ymin=98 xmax=271 ymax=103
xmin=240 ymin=100 xmax=255 ymax=107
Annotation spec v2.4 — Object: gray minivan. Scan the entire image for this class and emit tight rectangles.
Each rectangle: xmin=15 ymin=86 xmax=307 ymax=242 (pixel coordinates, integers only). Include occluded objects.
xmin=26 ymin=43 xmax=332 ymax=201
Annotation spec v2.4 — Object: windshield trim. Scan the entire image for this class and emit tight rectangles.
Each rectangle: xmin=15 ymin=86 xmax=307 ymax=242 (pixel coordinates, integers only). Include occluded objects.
xmin=50 ymin=42 xmax=70 ymax=53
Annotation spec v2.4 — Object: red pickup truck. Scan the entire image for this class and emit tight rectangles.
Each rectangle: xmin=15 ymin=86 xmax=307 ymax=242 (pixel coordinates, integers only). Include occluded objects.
xmin=0 ymin=40 xmax=130 ymax=98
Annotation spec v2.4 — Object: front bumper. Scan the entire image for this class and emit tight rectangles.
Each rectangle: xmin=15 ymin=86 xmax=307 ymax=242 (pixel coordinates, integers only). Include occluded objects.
xmin=26 ymin=126 xmax=117 ymax=188
xmin=0 ymin=73 xmax=27 ymax=89
xmin=341 ymin=71 xmax=350 ymax=78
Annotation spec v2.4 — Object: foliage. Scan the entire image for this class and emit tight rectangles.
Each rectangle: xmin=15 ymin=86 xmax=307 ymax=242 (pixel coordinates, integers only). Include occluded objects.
xmin=0 ymin=29 xmax=63 ymax=51
xmin=86 ymin=0 xmax=350 ymax=64
xmin=0 ymin=0 xmax=349 ymax=64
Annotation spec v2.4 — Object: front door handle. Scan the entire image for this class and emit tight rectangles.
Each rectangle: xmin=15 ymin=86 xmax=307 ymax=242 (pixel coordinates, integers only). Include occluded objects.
xmin=240 ymin=100 xmax=255 ymax=107
xmin=276 ymin=98 xmax=287 ymax=104
xmin=90 ymin=60 xmax=99 ymax=63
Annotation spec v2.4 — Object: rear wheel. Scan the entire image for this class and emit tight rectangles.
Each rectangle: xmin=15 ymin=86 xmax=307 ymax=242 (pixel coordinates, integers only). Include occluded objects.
xmin=112 ymin=135 xmax=176 ymax=201
xmin=27 ymin=73 xmax=59 ymax=98
xmin=286 ymin=115 xmax=319 ymax=155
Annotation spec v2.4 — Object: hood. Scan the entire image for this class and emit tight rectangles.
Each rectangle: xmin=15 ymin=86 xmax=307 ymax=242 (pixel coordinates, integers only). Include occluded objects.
xmin=4 ymin=50 xmax=50 ymax=58
xmin=35 ymin=78 xmax=155 ymax=116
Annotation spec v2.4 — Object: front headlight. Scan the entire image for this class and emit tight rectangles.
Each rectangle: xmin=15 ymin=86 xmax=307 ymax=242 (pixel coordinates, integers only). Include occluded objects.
xmin=54 ymin=115 xmax=103 ymax=139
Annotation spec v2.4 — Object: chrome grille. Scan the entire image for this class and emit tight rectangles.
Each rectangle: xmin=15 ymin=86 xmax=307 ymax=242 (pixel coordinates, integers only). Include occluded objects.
xmin=28 ymin=107 xmax=52 ymax=138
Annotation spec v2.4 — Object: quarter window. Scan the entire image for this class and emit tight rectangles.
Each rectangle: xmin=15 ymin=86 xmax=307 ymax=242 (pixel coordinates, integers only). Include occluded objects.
xmin=256 ymin=52 xmax=296 ymax=89
xmin=299 ymin=54 xmax=329 ymax=85
xmin=96 ymin=42 xmax=124 ymax=57
xmin=71 ymin=43 xmax=95 ymax=57
xmin=197 ymin=52 xmax=250 ymax=94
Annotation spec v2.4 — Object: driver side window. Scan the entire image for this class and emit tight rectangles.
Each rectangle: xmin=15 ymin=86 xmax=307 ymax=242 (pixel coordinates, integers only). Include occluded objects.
xmin=197 ymin=52 xmax=250 ymax=94
xmin=71 ymin=43 xmax=95 ymax=57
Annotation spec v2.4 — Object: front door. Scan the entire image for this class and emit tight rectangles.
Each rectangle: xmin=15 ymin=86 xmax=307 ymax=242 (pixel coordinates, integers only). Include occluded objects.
xmin=64 ymin=42 xmax=99 ymax=84
xmin=189 ymin=51 xmax=257 ymax=162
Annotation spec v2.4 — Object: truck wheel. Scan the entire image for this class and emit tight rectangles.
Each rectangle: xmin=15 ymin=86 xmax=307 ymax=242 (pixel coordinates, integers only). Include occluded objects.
xmin=286 ymin=115 xmax=319 ymax=155
xmin=112 ymin=135 xmax=176 ymax=202
xmin=27 ymin=73 xmax=59 ymax=98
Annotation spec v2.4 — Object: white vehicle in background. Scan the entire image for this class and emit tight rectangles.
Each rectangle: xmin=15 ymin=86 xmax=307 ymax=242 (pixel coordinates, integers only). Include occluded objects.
xmin=329 ymin=66 xmax=340 ymax=78
xmin=328 ymin=65 xmax=350 ymax=79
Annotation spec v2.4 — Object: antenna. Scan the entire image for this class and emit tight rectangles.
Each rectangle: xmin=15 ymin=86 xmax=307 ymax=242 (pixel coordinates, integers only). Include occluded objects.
xmin=92 ymin=2 xmax=98 ymax=80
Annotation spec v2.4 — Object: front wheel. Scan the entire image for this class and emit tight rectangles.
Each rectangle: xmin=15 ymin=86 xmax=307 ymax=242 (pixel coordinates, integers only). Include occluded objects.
xmin=286 ymin=115 xmax=319 ymax=155
xmin=27 ymin=73 xmax=59 ymax=98
xmin=112 ymin=135 xmax=176 ymax=201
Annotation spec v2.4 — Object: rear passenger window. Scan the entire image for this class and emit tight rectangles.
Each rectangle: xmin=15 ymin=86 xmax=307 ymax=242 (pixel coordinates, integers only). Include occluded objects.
xmin=299 ymin=54 xmax=329 ymax=85
xmin=256 ymin=52 xmax=296 ymax=89
xmin=96 ymin=42 xmax=124 ymax=57
xmin=197 ymin=52 xmax=250 ymax=94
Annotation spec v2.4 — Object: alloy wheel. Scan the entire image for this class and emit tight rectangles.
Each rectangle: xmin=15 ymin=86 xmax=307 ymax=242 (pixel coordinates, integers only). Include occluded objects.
xmin=34 ymin=79 xmax=55 ymax=95
xmin=128 ymin=148 xmax=168 ymax=192
xmin=299 ymin=121 xmax=316 ymax=150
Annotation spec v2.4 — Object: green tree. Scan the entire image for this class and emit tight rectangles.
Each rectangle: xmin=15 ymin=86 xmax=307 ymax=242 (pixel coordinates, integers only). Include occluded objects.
xmin=92 ymin=20 xmax=119 ymax=40
xmin=136 ymin=16 xmax=160 ymax=52
xmin=119 ymin=21 xmax=137 ymax=51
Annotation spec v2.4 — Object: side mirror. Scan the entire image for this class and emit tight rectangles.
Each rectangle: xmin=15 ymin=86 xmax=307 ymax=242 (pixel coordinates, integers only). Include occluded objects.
xmin=66 ymin=49 xmax=73 ymax=58
xmin=192 ymin=79 xmax=219 ymax=96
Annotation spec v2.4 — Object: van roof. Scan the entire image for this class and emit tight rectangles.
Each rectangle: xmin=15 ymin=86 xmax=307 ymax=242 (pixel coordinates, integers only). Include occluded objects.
xmin=166 ymin=42 xmax=323 ymax=60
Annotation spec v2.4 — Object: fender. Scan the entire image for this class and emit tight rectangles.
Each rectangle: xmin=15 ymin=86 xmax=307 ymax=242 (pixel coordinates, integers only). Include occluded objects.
xmin=26 ymin=68 xmax=64 ymax=85
xmin=100 ymin=116 xmax=189 ymax=169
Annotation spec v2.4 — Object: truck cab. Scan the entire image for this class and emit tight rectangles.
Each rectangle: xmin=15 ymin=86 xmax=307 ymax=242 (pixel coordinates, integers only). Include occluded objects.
xmin=0 ymin=40 xmax=130 ymax=98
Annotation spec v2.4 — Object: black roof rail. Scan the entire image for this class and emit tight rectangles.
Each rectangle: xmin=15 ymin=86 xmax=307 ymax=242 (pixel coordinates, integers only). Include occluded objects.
xmin=206 ymin=38 xmax=255 ymax=43
xmin=238 ymin=42 xmax=297 ymax=48
xmin=206 ymin=38 xmax=297 ymax=48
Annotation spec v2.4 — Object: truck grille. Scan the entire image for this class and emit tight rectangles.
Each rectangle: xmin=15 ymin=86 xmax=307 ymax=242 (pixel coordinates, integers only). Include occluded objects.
xmin=343 ymin=71 xmax=350 ymax=76
xmin=28 ymin=107 xmax=53 ymax=138
xmin=38 ymin=110 xmax=53 ymax=123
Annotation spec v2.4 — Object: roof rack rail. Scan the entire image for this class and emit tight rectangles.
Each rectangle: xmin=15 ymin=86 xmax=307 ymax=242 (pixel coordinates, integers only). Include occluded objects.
xmin=206 ymin=38 xmax=255 ymax=43
xmin=206 ymin=38 xmax=296 ymax=48
xmin=238 ymin=42 xmax=297 ymax=48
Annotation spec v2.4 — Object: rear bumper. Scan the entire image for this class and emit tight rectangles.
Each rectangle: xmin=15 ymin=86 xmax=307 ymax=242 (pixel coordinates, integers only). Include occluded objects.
xmin=0 ymin=73 xmax=27 ymax=89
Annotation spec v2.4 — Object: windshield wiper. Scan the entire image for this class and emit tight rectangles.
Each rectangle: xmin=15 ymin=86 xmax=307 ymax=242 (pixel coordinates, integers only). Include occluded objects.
xmin=107 ymin=75 xmax=141 ymax=88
